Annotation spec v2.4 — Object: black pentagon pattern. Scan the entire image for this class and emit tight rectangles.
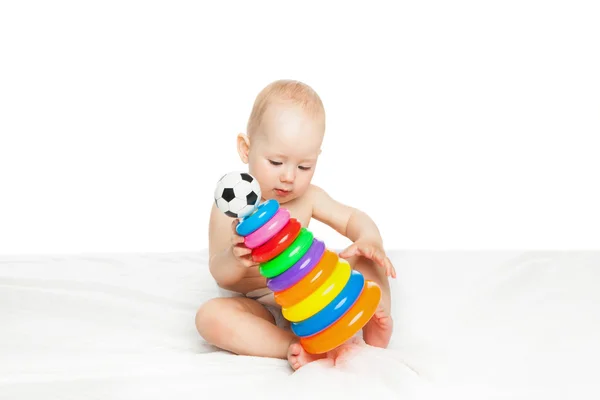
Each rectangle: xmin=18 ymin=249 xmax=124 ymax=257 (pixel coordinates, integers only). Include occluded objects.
xmin=241 ymin=173 xmax=253 ymax=183
xmin=225 ymin=210 xmax=238 ymax=218
xmin=221 ymin=188 xmax=235 ymax=202
xmin=246 ymin=191 xmax=258 ymax=205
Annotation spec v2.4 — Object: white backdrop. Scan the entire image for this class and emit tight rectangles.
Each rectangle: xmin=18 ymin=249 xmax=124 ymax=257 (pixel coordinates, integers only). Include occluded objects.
xmin=1 ymin=1 xmax=599 ymax=255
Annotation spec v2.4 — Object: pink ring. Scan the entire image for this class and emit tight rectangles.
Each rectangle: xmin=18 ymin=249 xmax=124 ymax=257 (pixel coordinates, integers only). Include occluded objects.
xmin=244 ymin=208 xmax=290 ymax=249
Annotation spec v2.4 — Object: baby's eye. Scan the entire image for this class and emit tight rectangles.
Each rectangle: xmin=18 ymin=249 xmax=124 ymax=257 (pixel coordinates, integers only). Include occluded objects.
xmin=298 ymin=166 xmax=311 ymax=171
xmin=268 ymin=160 xmax=282 ymax=166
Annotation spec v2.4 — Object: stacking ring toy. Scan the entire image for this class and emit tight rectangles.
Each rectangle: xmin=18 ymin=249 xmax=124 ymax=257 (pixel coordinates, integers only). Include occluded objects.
xmin=259 ymin=228 xmax=314 ymax=278
xmin=274 ymin=249 xmax=338 ymax=308
xmin=218 ymin=181 xmax=383 ymax=355
xmin=252 ymin=218 xmax=301 ymax=263
xmin=282 ymin=259 xmax=351 ymax=322
xmin=244 ymin=208 xmax=290 ymax=249
xmin=266 ymin=238 xmax=325 ymax=292
xmin=300 ymin=280 xmax=381 ymax=354
xmin=236 ymin=199 xmax=279 ymax=236
xmin=291 ymin=270 xmax=364 ymax=338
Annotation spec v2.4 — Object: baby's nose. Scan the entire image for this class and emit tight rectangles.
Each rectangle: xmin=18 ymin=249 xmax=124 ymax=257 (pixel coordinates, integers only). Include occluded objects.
xmin=280 ymin=168 xmax=295 ymax=183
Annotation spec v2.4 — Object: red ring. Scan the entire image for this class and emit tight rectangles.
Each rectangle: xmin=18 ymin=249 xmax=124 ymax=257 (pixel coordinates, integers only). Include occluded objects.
xmin=251 ymin=218 xmax=301 ymax=263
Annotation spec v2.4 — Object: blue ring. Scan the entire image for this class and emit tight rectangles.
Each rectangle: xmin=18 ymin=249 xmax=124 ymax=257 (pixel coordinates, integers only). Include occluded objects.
xmin=291 ymin=270 xmax=365 ymax=338
xmin=236 ymin=199 xmax=279 ymax=236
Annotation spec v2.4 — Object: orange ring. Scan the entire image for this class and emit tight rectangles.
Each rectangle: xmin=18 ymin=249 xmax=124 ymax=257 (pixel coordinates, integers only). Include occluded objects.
xmin=300 ymin=280 xmax=381 ymax=354
xmin=274 ymin=250 xmax=337 ymax=308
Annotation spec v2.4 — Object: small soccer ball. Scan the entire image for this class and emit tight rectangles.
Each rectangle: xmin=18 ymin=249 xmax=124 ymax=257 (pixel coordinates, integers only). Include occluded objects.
xmin=214 ymin=171 xmax=261 ymax=218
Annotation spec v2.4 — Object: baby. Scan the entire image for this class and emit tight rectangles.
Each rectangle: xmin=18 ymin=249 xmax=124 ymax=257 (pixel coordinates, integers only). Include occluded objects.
xmin=196 ymin=80 xmax=396 ymax=370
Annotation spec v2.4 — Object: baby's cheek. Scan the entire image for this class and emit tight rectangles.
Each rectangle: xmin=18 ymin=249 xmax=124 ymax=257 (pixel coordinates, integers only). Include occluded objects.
xmin=297 ymin=183 xmax=311 ymax=197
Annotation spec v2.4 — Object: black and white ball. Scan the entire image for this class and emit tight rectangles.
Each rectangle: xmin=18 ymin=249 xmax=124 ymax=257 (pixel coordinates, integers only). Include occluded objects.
xmin=214 ymin=171 xmax=261 ymax=218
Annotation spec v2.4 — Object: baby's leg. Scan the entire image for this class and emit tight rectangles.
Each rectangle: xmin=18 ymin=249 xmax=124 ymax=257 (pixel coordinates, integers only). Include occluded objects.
xmin=346 ymin=254 xmax=393 ymax=349
xmin=195 ymin=296 xmax=295 ymax=359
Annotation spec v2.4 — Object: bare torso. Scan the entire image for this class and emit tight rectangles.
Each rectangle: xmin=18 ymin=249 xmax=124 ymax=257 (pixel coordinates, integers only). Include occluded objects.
xmin=223 ymin=189 xmax=315 ymax=295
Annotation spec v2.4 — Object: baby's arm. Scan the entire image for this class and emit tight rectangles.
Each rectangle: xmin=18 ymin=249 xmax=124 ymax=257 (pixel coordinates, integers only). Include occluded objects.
xmin=310 ymin=185 xmax=396 ymax=277
xmin=208 ymin=204 xmax=255 ymax=288
xmin=310 ymin=185 xmax=396 ymax=334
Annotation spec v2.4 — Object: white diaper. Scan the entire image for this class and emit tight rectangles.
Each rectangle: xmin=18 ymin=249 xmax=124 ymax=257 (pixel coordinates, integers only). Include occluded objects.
xmin=245 ymin=287 xmax=290 ymax=330
xmin=217 ymin=286 xmax=290 ymax=330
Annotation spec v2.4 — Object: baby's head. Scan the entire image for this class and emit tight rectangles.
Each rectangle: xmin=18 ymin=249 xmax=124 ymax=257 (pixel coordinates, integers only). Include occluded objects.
xmin=237 ymin=79 xmax=326 ymax=204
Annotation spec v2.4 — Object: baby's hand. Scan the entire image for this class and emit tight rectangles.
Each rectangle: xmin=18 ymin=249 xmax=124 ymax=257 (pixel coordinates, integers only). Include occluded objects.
xmin=230 ymin=219 xmax=258 ymax=268
xmin=339 ymin=239 xmax=397 ymax=278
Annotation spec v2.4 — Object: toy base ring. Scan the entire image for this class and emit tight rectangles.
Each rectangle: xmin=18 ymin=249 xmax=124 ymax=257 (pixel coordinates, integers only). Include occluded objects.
xmin=291 ymin=270 xmax=364 ymax=338
xmin=300 ymin=280 xmax=381 ymax=354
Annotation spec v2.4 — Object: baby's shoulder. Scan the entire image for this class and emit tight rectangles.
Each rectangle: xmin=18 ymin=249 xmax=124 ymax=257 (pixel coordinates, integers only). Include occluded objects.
xmin=306 ymin=183 xmax=331 ymax=202
xmin=304 ymin=184 xmax=325 ymax=206
xmin=303 ymin=184 xmax=333 ymax=213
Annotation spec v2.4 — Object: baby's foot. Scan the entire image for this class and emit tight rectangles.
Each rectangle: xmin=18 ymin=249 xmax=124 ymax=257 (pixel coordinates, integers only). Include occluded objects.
xmin=328 ymin=336 xmax=366 ymax=365
xmin=363 ymin=304 xmax=393 ymax=348
xmin=287 ymin=338 xmax=326 ymax=370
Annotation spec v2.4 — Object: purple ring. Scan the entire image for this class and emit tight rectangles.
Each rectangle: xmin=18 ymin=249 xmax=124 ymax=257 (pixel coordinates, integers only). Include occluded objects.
xmin=266 ymin=238 xmax=326 ymax=292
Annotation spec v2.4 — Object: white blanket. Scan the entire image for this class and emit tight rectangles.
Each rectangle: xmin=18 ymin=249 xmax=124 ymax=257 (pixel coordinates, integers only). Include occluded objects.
xmin=1 ymin=251 xmax=599 ymax=399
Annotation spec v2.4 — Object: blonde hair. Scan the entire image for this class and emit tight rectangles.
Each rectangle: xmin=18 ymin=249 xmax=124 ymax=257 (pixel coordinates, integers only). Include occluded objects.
xmin=246 ymin=79 xmax=325 ymax=137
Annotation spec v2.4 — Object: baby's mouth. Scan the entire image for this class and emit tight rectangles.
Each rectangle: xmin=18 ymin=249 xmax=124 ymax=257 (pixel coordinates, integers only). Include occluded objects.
xmin=274 ymin=188 xmax=292 ymax=197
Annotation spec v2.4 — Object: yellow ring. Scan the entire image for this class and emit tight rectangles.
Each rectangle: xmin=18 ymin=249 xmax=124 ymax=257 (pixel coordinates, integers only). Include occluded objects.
xmin=282 ymin=258 xmax=351 ymax=322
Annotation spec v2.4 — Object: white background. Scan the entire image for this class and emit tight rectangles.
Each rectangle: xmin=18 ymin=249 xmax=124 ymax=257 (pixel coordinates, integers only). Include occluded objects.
xmin=1 ymin=1 xmax=599 ymax=255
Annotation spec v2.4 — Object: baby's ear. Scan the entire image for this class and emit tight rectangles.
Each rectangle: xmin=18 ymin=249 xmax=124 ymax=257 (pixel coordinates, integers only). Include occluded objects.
xmin=236 ymin=133 xmax=250 ymax=164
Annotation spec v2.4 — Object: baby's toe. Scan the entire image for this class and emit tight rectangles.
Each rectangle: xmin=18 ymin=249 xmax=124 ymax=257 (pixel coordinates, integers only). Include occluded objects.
xmin=289 ymin=342 xmax=302 ymax=356
xmin=287 ymin=354 xmax=298 ymax=369
xmin=287 ymin=342 xmax=303 ymax=370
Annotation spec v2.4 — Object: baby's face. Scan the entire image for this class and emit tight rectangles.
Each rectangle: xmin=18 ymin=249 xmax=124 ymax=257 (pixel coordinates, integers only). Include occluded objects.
xmin=247 ymin=102 xmax=324 ymax=204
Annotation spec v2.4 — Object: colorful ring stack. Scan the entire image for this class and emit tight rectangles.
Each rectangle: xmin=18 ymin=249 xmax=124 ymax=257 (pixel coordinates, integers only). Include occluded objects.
xmin=236 ymin=199 xmax=381 ymax=354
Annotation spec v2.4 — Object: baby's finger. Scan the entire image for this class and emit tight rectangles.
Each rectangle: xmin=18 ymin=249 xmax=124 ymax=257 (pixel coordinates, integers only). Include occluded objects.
xmin=383 ymin=256 xmax=396 ymax=278
xmin=339 ymin=243 xmax=358 ymax=259
xmin=373 ymin=251 xmax=390 ymax=276
xmin=388 ymin=259 xmax=397 ymax=279
xmin=231 ymin=235 xmax=245 ymax=245
xmin=239 ymin=246 xmax=252 ymax=257
xmin=240 ymin=256 xmax=257 ymax=268
xmin=357 ymin=245 xmax=374 ymax=260
xmin=233 ymin=244 xmax=252 ymax=258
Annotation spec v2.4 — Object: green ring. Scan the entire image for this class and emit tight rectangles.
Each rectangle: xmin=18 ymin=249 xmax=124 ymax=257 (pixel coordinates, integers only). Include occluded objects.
xmin=259 ymin=228 xmax=314 ymax=278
